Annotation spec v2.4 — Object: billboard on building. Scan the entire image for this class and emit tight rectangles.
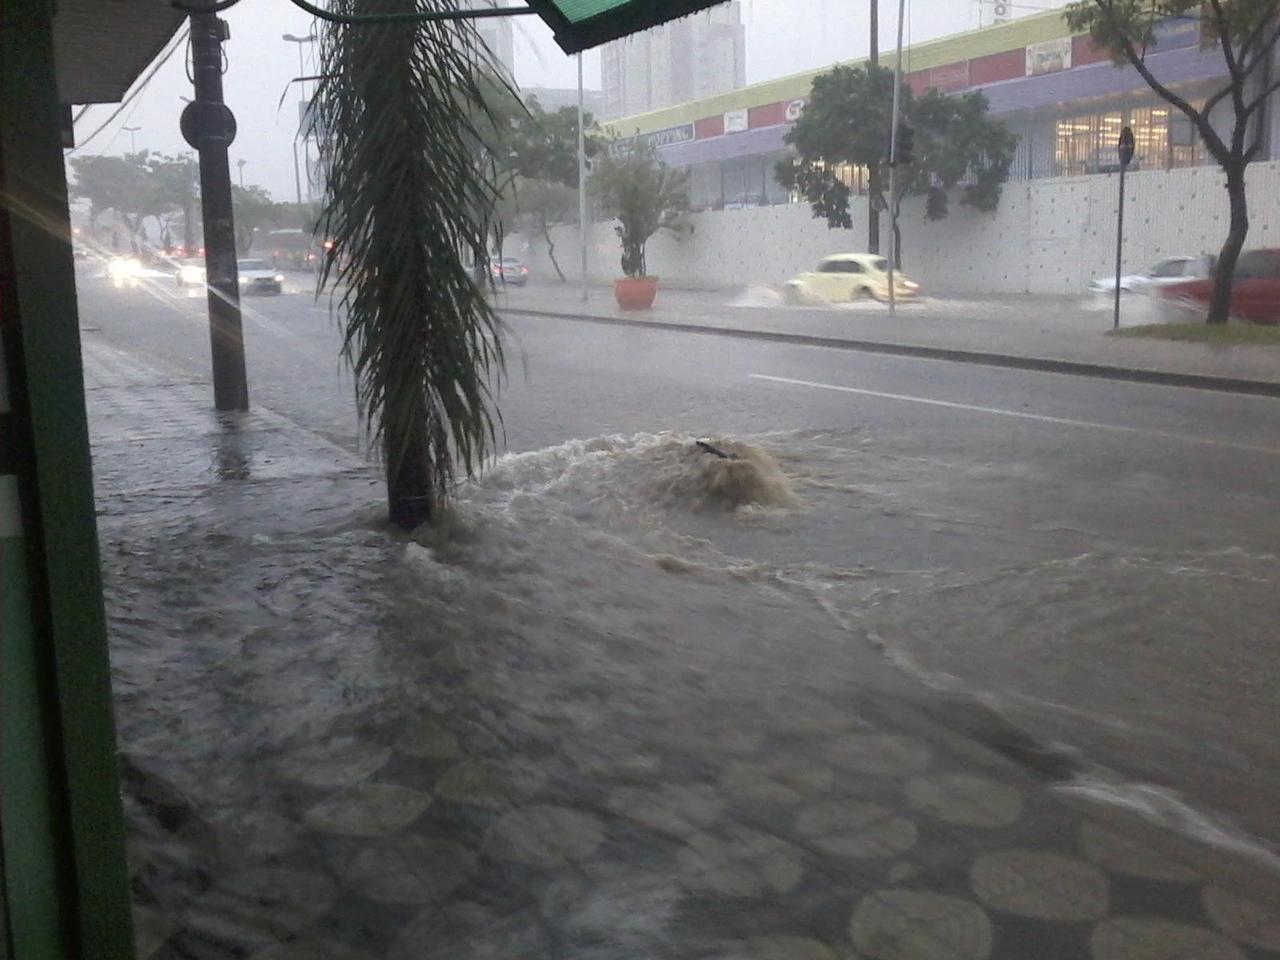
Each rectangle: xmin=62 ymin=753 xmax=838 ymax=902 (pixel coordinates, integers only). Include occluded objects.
xmin=1026 ymin=38 xmax=1072 ymax=76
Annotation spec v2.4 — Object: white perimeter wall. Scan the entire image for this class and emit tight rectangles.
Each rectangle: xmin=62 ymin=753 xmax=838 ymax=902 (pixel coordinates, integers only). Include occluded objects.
xmin=515 ymin=161 xmax=1280 ymax=295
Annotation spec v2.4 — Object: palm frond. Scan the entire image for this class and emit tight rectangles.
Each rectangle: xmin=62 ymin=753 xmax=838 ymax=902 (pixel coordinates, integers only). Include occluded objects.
xmin=311 ymin=0 xmax=510 ymax=528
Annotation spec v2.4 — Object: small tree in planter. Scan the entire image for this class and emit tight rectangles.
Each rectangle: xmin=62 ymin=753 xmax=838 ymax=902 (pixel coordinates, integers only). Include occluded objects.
xmin=589 ymin=138 xmax=689 ymax=309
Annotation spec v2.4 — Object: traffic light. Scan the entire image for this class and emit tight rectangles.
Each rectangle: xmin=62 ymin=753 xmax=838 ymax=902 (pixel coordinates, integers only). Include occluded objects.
xmin=895 ymin=123 xmax=916 ymax=167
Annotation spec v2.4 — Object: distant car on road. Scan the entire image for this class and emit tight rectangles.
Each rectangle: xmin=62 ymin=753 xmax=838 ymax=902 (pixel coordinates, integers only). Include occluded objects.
xmin=783 ymin=253 xmax=919 ymax=305
xmin=491 ymin=257 xmax=529 ymax=286
xmin=1158 ymin=248 xmax=1280 ymax=324
xmin=1089 ymin=256 xmax=1206 ymax=296
xmin=237 ymin=258 xmax=284 ymax=296
xmin=175 ymin=258 xmax=206 ymax=288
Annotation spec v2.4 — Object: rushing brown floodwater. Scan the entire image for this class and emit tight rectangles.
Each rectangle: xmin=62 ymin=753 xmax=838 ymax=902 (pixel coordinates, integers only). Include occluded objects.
xmin=102 ymin=430 xmax=1280 ymax=959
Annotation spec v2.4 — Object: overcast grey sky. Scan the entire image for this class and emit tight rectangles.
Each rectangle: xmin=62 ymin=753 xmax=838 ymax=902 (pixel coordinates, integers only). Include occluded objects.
xmin=67 ymin=0 xmax=1067 ymax=202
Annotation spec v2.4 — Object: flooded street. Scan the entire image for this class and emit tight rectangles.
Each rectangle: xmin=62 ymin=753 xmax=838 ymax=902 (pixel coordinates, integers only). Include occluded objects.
xmin=81 ymin=281 xmax=1280 ymax=958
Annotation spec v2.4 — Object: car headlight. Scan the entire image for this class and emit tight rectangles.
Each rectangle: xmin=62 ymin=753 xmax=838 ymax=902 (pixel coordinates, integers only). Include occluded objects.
xmin=274 ymin=274 xmax=284 ymax=283
xmin=179 ymin=265 xmax=203 ymax=283
xmin=904 ymin=280 xmax=919 ymax=290
xmin=238 ymin=276 xmax=248 ymax=284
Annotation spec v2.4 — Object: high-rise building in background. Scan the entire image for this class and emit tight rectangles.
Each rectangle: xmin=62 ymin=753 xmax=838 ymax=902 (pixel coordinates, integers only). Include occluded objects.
xmin=470 ymin=0 xmax=516 ymax=79
xmin=602 ymin=3 xmax=746 ymax=119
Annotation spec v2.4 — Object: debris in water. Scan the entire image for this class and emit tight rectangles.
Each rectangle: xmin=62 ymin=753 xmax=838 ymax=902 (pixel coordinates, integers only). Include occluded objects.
xmin=695 ymin=440 xmax=738 ymax=460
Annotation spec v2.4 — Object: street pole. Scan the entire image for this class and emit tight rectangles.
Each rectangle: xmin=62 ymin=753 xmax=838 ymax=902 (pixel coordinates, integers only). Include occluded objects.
xmin=886 ymin=0 xmax=906 ymax=317
xmin=189 ymin=11 xmax=248 ymax=412
xmin=868 ymin=0 xmax=880 ymax=255
xmin=123 ymin=125 xmax=140 ymax=152
xmin=1113 ymin=126 xmax=1135 ymax=330
xmin=293 ymin=140 xmax=303 ymax=207
xmin=578 ymin=51 xmax=588 ymax=303
xmin=236 ymin=158 xmax=246 ymax=188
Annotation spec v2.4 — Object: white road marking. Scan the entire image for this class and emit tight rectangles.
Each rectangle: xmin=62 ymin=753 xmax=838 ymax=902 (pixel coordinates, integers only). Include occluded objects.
xmin=749 ymin=373 xmax=1280 ymax=457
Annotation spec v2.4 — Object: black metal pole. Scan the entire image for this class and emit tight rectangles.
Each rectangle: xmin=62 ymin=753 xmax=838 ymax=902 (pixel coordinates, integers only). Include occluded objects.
xmin=1113 ymin=163 xmax=1127 ymax=331
xmin=868 ymin=0 xmax=880 ymax=256
xmin=190 ymin=11 xmax=248 ymax=411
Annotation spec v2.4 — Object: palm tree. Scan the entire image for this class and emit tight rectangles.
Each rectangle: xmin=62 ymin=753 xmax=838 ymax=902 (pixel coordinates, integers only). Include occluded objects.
xmin=310 ymin=0 xmax=508 ymax=529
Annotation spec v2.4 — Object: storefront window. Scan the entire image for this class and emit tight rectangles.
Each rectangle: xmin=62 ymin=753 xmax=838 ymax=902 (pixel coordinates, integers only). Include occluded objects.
xmin=1054 ymin=99 xmax=1205 ymax=175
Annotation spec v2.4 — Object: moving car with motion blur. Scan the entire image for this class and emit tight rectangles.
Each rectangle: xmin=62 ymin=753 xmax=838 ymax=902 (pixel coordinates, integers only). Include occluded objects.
xmin=237 ymin=258 xmax=285 ymax=296
xmin=491 ymin=257 xmax=529 ymax=286
xmin=175 ymin=258 xmax=206 ymax=288
xmin=783 ymin=253 xmax=919 ymax=305
xmin=1088 ymin=255 xmax=1207 ymax=296
xmin=1157 ymin=248 xmax=1280 ymax=324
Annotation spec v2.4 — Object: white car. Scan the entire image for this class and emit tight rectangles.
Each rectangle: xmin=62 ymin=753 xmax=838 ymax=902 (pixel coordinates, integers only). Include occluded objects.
xmin=237 ymin=258 xmax=284 ymax=295
xmin=784 ymin=253 xmax=919 ymax=305
xmin=1089 ymin=256 xmax=1208 ymax=296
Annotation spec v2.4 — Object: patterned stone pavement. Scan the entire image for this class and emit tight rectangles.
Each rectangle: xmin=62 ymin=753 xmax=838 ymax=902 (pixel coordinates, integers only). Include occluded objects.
xmin=83 ymin=344 xmax=1280 ymax=960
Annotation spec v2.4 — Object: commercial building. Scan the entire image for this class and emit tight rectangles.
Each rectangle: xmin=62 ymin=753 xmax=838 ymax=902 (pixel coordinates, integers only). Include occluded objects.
xmin=601 ymin=2 xmax=746 ymax=120
xmin=603 ymin=9 xmax=1280 ymax=213
xmin=470 ymin=0 xmax=517 ymax=79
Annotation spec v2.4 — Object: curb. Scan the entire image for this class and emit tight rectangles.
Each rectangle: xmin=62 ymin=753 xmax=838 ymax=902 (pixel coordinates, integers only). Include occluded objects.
xmin=501 ymin=306 xmax=1280 ymax=400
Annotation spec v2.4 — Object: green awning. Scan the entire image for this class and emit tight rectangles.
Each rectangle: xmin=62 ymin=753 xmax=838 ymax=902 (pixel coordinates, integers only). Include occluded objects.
xmin=527 ymin=0 xmax=730 ymax=53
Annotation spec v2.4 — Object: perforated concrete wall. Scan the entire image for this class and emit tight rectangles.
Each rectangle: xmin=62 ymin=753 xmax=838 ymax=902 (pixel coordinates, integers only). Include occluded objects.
xmin=515 ymin=161 xmax=1280 ymax=295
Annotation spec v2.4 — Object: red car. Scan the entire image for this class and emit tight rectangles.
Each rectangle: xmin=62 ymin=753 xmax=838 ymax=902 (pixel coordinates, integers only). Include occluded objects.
xmin=1160 ymin=249 xmax=1280 ymax=324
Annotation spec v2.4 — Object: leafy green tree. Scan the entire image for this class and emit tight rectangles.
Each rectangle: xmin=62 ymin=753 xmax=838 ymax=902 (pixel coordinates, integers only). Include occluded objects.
xmin=501 ymin=97 xmax=604 ymax=280
xmin=146 ymin=153 xmax=199 ymax=251
xmin=67 ymin=152 xmax=153 ymax=250
xmin=1065 ymin=0 xmax=1280 ymax=324
xmin=231 ymin=184 xmax=276 ymax=253
xmin=311 ymin=0 xmax=507 ymax=530
xmin=589 ymin=139 xmax=689 ymax=278
xmin=513 ymin=176 xmax=579 ymax=280
xmin=777 ymin=64 xmax=1016 ymax=268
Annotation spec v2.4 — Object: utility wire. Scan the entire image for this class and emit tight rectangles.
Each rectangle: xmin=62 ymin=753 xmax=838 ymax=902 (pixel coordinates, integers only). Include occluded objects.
xmin=69 ymin=28 xmax=190 ymax=154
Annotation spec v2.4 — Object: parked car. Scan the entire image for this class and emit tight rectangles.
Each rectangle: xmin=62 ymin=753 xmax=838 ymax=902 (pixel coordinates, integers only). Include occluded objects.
xmin=1089 ymin=256 xmax=1206 ymax=296
xmin=175 ymin=258 xmax=206 ymax=288
xmin=237 ymin=258 xmax=285 ymax=296
xmin=491 ymin=257 xmax=529 ymax=286
xmin=783 ymin=253 xmax=919 ymax=305
xmin=1158 ymin=248 xmax=1280 ymax=324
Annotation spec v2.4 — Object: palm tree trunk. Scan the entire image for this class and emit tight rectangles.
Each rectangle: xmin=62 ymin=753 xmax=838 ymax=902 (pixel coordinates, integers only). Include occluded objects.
xmin=385 ymin=401 xmax=433 ymax=528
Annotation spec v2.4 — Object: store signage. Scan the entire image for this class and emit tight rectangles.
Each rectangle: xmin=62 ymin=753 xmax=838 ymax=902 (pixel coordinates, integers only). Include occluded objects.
xmin=611 ymin=123 xmax=696 ymax=153
xmin=785 ymin=98 xmax=806 ymax=122
xmin=1026 ymin=37 xmax=1072 ymax=76
xmin=724 ymin=108 xmax=749 ymax=133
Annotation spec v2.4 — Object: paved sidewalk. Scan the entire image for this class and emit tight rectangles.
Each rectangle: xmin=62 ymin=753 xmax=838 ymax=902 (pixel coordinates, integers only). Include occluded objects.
xmin=496 ymin=283 xmax=1280 ymax=394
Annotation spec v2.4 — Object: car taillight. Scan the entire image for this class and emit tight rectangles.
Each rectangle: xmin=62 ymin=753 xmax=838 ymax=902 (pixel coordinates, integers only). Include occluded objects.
xmin=521 ymin=267 xmax=528 ymax=274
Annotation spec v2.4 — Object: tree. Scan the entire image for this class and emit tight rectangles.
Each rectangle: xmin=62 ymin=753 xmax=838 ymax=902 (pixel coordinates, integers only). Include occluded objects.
xmin=513 ymin=176 xmax=578 ymax=280
xmin=1065 ymin=1 xmax=1280 ymax=324
xmin=502 ymin=98 xmax=604 ymax=280
xmin=589 ymin=139 xmax=689 ymax=278
xmin=67 ymin=152 xmax=153 ymax=250
xmin=311 ymin=0 xmax=506 ymax=530
xmin=777 ymin=64 xmax=1016 ymax=268
xmin=147 ymin=153 xmax=199 ymax=251
xmin=230 ymin=184 xmax=276 ymax=253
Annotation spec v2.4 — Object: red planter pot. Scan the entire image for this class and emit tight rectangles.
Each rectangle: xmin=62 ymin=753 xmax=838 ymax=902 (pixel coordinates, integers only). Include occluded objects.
xmin=614 ymin=276 xmax=658 ymax=310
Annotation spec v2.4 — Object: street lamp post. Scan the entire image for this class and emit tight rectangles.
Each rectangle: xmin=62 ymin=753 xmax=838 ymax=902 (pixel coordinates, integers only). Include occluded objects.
xmin=283 ymin=32 xmax=317 ymax=201
xmin=236 ymin=158 xmax=246 ymax=188
xmin=123 ymin=125 xmax=140 ymax=152
xmin=577 ymin=52 xmax=587 ymax=303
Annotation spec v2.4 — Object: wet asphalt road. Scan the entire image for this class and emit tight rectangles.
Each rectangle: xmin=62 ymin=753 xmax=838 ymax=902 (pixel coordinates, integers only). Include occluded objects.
xmin=79 ymin=273 xmax=1280 ymax=847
